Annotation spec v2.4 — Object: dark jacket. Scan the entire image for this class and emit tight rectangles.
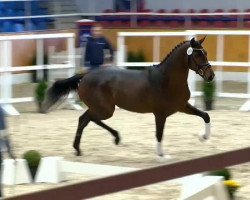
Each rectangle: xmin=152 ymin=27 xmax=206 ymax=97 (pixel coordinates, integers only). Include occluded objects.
xmin=0 ymin=106 xmax=13 ymax=156
xmin=0 ymin=106 xmax=6 ymax=130
xmin=84 ymin=36 xmax=113 ymax=66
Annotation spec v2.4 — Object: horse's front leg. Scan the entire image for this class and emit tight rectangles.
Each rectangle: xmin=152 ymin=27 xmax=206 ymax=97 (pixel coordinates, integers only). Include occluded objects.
xmin=181 ymin=103 xmax=211 ymax=141
xmin=154 ymin=113 xmax=170 ymax=158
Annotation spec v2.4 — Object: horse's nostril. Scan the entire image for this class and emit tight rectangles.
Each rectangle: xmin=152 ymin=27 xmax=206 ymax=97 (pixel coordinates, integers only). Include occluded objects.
xmin=208 ymin=74 xmax=214 ymax=81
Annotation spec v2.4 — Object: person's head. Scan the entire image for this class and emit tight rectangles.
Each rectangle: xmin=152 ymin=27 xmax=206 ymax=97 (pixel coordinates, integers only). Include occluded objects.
xmin=91 ymin=23 xmax=103 ymax=38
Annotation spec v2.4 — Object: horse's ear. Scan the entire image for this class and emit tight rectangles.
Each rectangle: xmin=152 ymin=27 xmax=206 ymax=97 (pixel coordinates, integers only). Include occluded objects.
xmin=190 ymin=38 xmax=196 ymax=47
xmin=199 ymin=36 xmax=206 ymax=44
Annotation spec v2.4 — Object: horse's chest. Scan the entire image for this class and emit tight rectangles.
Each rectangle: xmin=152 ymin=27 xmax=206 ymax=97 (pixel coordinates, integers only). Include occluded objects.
xmin=162 ymin=86 xmax=190 ymax=105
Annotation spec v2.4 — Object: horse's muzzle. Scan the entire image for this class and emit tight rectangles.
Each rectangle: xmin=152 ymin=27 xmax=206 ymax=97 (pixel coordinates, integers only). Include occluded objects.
xmin=203 ymin=65 xmax=215 ymax=82
xmin=207 ymin=73 xmax=215 ymax=82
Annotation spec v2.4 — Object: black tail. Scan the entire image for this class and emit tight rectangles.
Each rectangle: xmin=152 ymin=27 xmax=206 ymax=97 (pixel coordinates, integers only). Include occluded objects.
xmin=41 ymin=74 xmax=84 ymax=112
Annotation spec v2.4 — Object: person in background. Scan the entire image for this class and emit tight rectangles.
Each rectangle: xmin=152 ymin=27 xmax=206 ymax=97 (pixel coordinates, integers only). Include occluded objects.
xmin=84 ymin=23 xmax=114 ymax=71
xmin=0 ymin=105 xmax=15 ymax=198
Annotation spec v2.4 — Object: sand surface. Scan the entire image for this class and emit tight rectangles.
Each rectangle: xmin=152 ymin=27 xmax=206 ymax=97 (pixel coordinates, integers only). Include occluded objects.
xmin=2 ymin=106 xmax=250 ymax=199
xmin=1 ymin=82 xmax=249 ymax=199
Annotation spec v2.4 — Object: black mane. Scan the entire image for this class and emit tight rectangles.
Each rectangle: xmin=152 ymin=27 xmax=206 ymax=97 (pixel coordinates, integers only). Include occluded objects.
xmin=158 ymin=40 xmax=189 ymax=66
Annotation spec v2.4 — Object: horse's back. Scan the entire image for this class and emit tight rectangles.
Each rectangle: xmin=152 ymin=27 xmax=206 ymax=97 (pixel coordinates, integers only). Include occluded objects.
xmin=81 ymin=67 xmax=146 ymax=86
xmin=78 ymin=67 xmax=155 ymax=113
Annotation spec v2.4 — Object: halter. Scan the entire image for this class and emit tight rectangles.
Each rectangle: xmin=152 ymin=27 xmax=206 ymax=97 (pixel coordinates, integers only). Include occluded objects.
xmin=187 ymin=47 xmax=211 ymax=77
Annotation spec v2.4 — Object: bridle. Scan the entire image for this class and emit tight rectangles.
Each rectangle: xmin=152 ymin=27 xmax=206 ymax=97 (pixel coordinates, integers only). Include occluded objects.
xmin=187 ymin=47 xmax=211 ymax=77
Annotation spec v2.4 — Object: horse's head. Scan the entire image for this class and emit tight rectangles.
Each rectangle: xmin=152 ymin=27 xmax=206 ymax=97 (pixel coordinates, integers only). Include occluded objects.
xmin=187 ymin=37 xmax=215 ymax=82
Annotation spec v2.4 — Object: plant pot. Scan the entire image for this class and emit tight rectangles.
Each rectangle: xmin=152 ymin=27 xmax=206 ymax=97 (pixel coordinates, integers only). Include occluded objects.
xmin=37 ymin=102 xmax=42 ymax=113
xmin=204 ymin=100 xmax=214 ymax=111
xmin=227 ymin=188 xmax=236 ymax=200
xmin=29 ymin=166 xmax=38 ymax=181
xmin=37 ymin=102 xmax=46 ymax=113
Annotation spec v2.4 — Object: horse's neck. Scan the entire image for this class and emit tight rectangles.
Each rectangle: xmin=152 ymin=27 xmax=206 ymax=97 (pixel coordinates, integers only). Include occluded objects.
xmin=159 ymin=47 xmax=189 ymax=84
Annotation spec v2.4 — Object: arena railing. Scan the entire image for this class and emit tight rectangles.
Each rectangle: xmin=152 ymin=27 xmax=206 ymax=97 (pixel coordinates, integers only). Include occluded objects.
xmin=0 ymin=11 xmax=250 ymax=29
xmin=5 ymin=146 xmax=250 ymax=200
xmin=117 ymin=30 xmax=250 ymax=111
xmin=0 ymin=33 xmax=76 ymax=115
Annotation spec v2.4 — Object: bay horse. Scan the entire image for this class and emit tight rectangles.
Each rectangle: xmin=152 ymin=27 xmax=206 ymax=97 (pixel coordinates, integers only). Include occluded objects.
xmin=42 ymin=37 xmax=215 ymax=158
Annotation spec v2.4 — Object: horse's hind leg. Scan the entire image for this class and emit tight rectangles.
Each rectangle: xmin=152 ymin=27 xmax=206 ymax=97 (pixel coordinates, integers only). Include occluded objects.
xmin=73 ymin=110 xmax=91 ymax=156
xmin=88 ymin=100 xmax=120 ymax=145
xmin=181 ymin=103 xmax=211 ymax=140
xmin=91 ymin=118 xmax=120 ymax=145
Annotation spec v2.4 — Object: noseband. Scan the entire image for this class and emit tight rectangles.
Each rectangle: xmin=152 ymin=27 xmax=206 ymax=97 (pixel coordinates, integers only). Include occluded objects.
xmin=187 ymin=47 xmax=211 ymax=77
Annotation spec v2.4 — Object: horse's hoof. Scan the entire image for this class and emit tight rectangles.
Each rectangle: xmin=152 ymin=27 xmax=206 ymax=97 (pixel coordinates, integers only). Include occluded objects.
xmin=114 ymin=136 xmax=120 ymax=145
xmin=203 ymin=134 xmax=209 ymax=140
xmin=157 ymin=154 xmax=171 ymax=159
xmin=156 ymin=154 xmax=172 ymax=162
xmin=199 ymin=133 xmax=209 ymax=142
xmin=164 ymin=154 xmax=172 ymax=159
xmin=75 ymin=150 xmax=82 ymax=156
xmin=199 ymin=130 xmax=209 ymax=142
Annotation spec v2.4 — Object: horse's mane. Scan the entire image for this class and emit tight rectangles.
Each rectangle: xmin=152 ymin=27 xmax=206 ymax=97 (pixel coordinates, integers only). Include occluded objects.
xmin=147 ymin=40 xmax=189 ymax=84
xmin=157 ymin=40 xmax=188 ymax=66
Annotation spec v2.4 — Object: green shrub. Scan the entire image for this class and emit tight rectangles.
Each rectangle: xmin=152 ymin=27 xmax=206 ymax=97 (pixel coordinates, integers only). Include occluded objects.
xmin=127 ymin=50 xmax=146 ymax=70
xmin=136 ymin=50 xmax=146 ymax=62
xmin=202 ymin=80 xmax=216 ymax=102
xmin=127 ymin=51 xmax=136 ymax=62
xmin=35 ymin=81 xmax=48 ymax=103
xmin=127 ymin=50 xmax=146 ymax=62
xmin=23 ymin=150 xmax=41 ymax=169
xmin=208 ymin=168 xmax=231 ymax=180
xmin=208 ymin=168 xmax=241 ymax=199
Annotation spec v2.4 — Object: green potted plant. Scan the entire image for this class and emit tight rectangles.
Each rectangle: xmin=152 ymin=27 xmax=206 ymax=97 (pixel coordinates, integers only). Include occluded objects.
xmin=127 ymin=50 xmax=146 ymax=70
xmin=208 ymin=168 xmax=231 ymax=180
xmin=224 ymin=180 xmax=241 ymax=200
xmin=202 ymin=80 xmax=216 ymax=111
xmin=127 ymin=51 xmax=136 ymax=63
xmin=35 ymin=80 xmax=48 ymax=113
xmin=136 ymin=49 xmax=146 ymax=62
xmin=208 ymin=168 xmax=240 ymax=200
xmin=23 ymin=150 xmax=42 ymax=180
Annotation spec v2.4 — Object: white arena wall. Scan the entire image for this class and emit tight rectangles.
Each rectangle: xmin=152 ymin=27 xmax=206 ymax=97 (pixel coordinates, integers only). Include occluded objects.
xmin=12 ymin=66 xmax=248 ymax=84
xmin=9 ymin=29 xmax=250 ymax=84
xmin=2 ymin=30 xmax=250 ymax=115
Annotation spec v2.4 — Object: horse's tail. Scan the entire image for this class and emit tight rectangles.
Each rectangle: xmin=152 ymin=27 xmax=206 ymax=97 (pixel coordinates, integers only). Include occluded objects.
xmin=41 ymin=73 xmax=85 ymax=113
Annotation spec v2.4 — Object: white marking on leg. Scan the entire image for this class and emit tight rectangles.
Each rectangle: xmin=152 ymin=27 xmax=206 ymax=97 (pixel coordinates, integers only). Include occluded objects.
xmin=199 ymin=122 xmax=211 ymax=141
xmin=157 ymin=142 xmax=164 ymax=156
xmin=156 ymin=142 xmax=172 ymax=161
xmin=205 ymin=122 xmax=211 ymax=139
